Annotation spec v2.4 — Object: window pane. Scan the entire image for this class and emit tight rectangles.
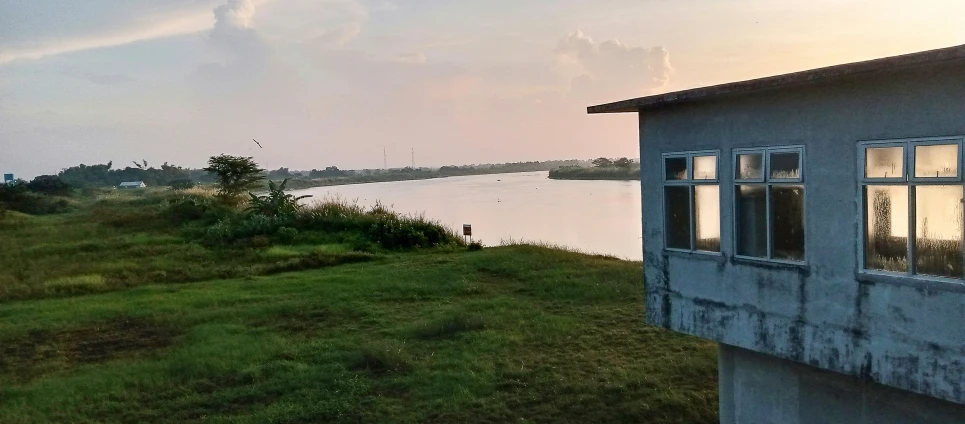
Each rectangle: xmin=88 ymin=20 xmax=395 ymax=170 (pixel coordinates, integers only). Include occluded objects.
xmin=736 ymin=153 xmax=763 ymax=180
xmin=865 ymin=186 xmax=909 ymax=273
xmin=770 ymin=151 xmax=801 ymax=180
xmin=665 ymin=186 xmax=691 ymax=249
xmin=915 ymin=144 xmax=958 ymax=178
xmin=694 ymin=185 xmax=720 ymax=252
xmin=736 ymin=185 xmax=767 ymax=257
xmin=693 ymin=156 xmax=717 ymax=180
xmin=771 ymin=185 xmax=805 ymax=261
xmin=915 ymin=185 xmax=963 ymax=278
xmin=865 ymin=146 xmax=904 ymax=179
xmin=665 ymin=157 xmax=688 ymax=180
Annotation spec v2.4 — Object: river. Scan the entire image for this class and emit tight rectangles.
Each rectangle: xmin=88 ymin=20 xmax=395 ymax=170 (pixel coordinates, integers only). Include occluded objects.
xmin=291 ymin=171 xmax=643 ymax=260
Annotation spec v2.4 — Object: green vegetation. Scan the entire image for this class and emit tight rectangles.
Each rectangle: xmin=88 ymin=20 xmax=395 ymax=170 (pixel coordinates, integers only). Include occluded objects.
xmin=549 ymin=157 xmax=640 ymax=181
xmin=0 ymin=159 xmax=718 ymax=423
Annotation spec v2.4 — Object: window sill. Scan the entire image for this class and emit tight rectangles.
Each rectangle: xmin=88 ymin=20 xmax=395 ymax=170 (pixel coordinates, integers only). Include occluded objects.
xmin=856 ymin=271 xmax=965 ymax=294
xmin=663 ymin=249 xmax=727 ymax=263
xmin=731 ymin=255 xmax=809 ymax=271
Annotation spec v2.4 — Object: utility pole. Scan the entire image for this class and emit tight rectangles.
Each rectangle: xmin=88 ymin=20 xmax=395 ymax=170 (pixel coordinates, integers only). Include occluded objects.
xmin=411 ymin=148 xmax=415 ymax=169
xmin=383 ymin=147 xmax=387 ymax=170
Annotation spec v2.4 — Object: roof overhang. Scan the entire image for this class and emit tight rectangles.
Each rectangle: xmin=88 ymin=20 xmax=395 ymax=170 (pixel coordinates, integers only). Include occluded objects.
xmin=587 ymin=44 xmax=965 ymax=114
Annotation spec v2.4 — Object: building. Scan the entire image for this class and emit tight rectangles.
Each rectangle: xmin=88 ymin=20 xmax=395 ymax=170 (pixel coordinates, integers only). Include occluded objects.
xmin=589 ymin=44 xmax=965 ymax=423
xmin=118 ymin=181 xmax=146 ymax=189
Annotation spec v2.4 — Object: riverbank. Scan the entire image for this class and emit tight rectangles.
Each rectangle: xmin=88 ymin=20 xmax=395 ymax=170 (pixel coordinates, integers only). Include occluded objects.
xmin=0 ymin=190 xmax=717 ymax=423
xmin=283 ymin=162 xmax=581 ymax=190
xmin=548 ymin=166 xmax=640 ymax=181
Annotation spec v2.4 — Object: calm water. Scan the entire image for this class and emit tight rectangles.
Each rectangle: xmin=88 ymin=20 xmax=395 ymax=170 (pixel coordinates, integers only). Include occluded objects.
xmin=292 ymin=171 xmax=643 ymax=260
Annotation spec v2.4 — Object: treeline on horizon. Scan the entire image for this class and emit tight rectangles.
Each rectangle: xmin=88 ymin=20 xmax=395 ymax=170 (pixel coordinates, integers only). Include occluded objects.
xmin=16 ymin=158 xmax=592 ymax=189
xmin=548 ymin=157 xmax=640 ymax=181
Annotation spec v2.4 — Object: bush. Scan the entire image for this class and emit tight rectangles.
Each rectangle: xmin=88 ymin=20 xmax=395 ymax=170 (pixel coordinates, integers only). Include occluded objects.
xmin=275 ymin=226 xmax=298 ymax=243
xmin=163 ymin=195 xmax=232 ymax=225
xmin=27 ymin=175 xmax=72 ymax=195
xmin=246 ymin=179 xmax=311 ymax=218
xmin=169 ymin=179 xmax=195 ymax=190
xmin=468 ymin=241 xmax=484 ymax=251
xmin=0 ymin=182 xmax=72 ymax=215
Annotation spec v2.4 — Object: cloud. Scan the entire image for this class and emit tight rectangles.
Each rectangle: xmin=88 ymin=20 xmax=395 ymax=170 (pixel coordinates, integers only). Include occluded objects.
xmin=0 ymin=1 xmax=221 ymax=65
xmin=555 ymin=30 xmax=673 ymax=103
xmin=395 ymin=52 xmax=428 ymax=64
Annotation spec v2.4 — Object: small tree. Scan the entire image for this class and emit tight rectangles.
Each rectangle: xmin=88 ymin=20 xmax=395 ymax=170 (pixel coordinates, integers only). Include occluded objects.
xmin=246 ymin=179 xmax=312 ymax=217
xmin=204 ymin=154 xmax=265 ymax=205
xmin=613 ymin=157 xmax=632 ymax=168
xmin=592 ymin=157 xmax=613 ymax=168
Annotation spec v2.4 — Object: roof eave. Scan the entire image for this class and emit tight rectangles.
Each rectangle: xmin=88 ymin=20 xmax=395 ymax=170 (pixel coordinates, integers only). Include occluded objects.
xmin=587 ymin=43 xmax=965 ymax=114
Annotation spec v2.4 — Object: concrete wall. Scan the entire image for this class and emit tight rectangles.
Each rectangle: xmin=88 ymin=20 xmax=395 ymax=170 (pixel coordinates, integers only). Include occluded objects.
xmin=639 ymin=60 xmax=965 ymax=405
xmin=719 ymin=344 xmax=965 ymax=424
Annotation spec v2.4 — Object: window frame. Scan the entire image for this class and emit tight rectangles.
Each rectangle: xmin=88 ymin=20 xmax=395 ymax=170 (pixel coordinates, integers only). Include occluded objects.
xmin=732 ymin=145 xmax=806 ymax=264
xmin=662 ymin=150 xmax=721 ymax=254
xmin=858 ymin=136 xmax=965 ymax=279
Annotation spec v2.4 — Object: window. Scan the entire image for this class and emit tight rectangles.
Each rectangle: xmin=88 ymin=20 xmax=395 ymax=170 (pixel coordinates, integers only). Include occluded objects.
xmin=734 ymin=147 xmax=805 ymax=262
xmin=663 ymin=152 xmax=720 ymax=252
xmin=861 ymin=137 xmax=965 ymax=278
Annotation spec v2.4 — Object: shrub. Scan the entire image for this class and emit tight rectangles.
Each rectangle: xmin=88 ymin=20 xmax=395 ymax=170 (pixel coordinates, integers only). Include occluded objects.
xmin=163 ymin=194 xmax=232 ymax=225
xmin=169 ymin=179 xmax=195 ymax=190
xmin=246 ymin=178 xmax=311 ymax=218
xmin=0 ymin=181 xmax=72 ymax=215
xmin=468 ymin=241 xmax=484 ymax=251
xmin=275 ymin=226 xmax=298 ymax=243
xmin=27 ymin=175 xmax=72 ymax=195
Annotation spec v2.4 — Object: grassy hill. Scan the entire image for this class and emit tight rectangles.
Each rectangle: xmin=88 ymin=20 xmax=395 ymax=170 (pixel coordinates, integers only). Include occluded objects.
xmin=0 ymin=190 xmax=717 ymax=423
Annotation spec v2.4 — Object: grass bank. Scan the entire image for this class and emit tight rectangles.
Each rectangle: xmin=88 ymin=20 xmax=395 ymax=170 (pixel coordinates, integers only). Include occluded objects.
xmin=548 ymin=166 xmax=640 ymax=181
xmin=0 ymin=189 xmax=717 ymax=423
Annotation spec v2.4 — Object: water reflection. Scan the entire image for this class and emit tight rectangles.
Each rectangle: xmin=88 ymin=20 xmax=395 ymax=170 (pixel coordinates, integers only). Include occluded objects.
xmin=291 ymin=172 xmax=644 ymax=260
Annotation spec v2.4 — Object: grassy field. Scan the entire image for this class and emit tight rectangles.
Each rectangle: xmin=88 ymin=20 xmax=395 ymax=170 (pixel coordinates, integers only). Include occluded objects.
xmin=0 ymin=190 xmax=718 ymax=423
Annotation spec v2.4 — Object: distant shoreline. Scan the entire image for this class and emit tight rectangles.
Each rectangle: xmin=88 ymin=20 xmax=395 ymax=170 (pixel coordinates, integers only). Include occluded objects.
xmin=547 ymin=167 xmax=639 ymax=181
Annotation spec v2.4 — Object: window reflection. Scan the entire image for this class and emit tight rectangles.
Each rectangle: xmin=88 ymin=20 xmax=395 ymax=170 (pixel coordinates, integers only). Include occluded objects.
xmin=736 ymin=154 xmax=763 ymax=180
xmin=915 ymin=144 xmax=958 ymax=178
xmin=665 ymin=186 xmax=691 ymax=249
xmin=693 ymin=156 xmax=717 ymax=180
xmin=915 ymin=185 xmax=963 ymax=277
xmin=865 ymin=186 xmax=909 ymax=272
xmin=736 ymin=185 xmax=767 ymax=257
xmin=770 ymin=185 xmax=805 ymax=261
xmin=865 ymin=146 xmax=903 ymax=179
xmin=665 ymin=157 xmax=687 ymax=180
xmin=770 ymin=152 xmax=800 ymax=180
xmin=694 ymin=185 xmax=720 ymax=252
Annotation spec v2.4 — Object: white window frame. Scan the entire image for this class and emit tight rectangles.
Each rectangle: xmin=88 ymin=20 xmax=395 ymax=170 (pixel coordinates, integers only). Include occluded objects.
xmin=662 ymin=150 xmax=721 ymax=254
xmin=732 ymin=145 xmax=806 ymax=264
xmin=858 ymin=136 xmax=965 ymax=279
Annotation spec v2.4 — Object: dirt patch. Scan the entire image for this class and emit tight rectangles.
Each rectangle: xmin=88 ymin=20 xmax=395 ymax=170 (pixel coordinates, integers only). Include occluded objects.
xmin=0 ymin=317 xmax=178 ymax=381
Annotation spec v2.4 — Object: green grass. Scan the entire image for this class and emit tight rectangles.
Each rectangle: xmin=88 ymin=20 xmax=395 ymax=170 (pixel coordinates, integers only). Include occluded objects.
xmin=0 ymin=191 xmax=718 ymax=423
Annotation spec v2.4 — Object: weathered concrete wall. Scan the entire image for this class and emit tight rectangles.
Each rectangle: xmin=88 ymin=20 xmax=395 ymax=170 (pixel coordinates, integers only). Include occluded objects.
xmin=719 ymin=344 xmax=965 ymax=424
xmin=640 ymin=60 xmax=965 ymax=405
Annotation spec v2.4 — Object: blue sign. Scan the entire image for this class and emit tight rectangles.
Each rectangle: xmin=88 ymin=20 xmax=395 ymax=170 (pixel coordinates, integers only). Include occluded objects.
xmin=2 ymin=174 xmax=12 ymax=182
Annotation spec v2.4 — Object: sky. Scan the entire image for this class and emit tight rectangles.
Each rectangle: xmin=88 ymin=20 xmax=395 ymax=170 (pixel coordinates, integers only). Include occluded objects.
xmin=1 ymin=0 xmax=963 ymax=178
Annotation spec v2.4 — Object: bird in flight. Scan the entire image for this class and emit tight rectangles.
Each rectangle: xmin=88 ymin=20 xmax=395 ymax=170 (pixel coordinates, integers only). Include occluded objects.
xmin=252 ymin=138 xmax=263 ymax=149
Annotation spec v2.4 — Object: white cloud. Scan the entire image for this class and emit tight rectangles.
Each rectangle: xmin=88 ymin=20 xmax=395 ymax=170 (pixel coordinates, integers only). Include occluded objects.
xmin=555 ymin=30 xmax=673 ymax=103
